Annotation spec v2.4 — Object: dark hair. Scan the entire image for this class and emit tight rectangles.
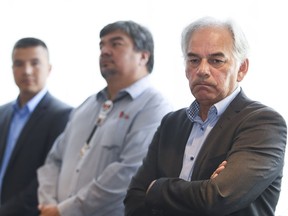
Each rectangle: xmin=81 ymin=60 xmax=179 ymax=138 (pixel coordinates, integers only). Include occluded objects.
xmin=12 ymin=37 xmax=49 ymax=59
xmin=100 ymin=21 xmax=154 ymax=73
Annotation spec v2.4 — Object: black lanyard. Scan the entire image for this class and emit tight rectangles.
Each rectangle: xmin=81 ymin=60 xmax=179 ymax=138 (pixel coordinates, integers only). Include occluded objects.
xmin=80 ymin=100 xmax=113 ymax=157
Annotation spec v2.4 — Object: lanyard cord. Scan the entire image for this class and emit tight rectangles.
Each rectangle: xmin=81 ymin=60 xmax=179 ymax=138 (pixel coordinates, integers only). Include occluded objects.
xmin=80 ymin=100 xmax=113 ymax=157
xmin=85 ymin=124 xmax=98 ymax=145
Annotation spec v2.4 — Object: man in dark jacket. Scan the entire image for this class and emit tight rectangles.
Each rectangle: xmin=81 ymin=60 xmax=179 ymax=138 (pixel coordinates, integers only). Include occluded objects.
xmin=0 ymin=37 xmax=72 ymax=216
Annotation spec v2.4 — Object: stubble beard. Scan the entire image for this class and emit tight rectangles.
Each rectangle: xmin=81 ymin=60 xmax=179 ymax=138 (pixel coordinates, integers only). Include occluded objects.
xmin=101 ymin=69 xmax=117 ymax=80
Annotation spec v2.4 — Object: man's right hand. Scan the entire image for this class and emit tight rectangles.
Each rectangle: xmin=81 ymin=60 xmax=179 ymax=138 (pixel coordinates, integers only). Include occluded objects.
xmin=210 ymin=160 xmax=227 ymax=179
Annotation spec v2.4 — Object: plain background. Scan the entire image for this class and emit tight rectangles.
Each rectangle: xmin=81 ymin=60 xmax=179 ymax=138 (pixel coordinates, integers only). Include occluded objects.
xmin=0 ymin=0 xmax=287 ymax=215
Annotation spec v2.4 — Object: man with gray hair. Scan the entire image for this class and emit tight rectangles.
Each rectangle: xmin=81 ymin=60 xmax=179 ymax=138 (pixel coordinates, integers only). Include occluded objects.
xmin=124 ymin=17 xmax=286 ymax=216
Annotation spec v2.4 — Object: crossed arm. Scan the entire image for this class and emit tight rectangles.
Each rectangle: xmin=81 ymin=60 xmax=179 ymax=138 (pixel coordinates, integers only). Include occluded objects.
xmin=38 ymin=159 xmax=227 ymax=216
xmin=146 ymin=161 xmax=227 ymax=195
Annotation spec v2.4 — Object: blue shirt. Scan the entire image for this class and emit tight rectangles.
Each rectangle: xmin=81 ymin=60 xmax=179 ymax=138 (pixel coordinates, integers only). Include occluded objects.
xmin=0 ymin=88 xmax=48 ymax=194
xmin=179 ymin=87 xmax=241 ymax=180
xmin=37 ymin=75 xmax=173 ymax=216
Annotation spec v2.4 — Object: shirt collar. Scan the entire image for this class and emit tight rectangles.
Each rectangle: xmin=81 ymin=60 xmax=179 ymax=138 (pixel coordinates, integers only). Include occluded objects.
xmin=215 ymin=86 xmax=241 ymax=116
xmin=186 ymin=86 xmax=241 ymax=121
xmin=97 ymin=75 xmax=152 ymax=101
xmin=14 ymin=87 xmax=48 ymax=113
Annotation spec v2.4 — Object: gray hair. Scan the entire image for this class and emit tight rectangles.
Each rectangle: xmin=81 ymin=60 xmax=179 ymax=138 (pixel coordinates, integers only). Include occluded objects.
xmin=181 ymin=17 xmax=250 ymax=65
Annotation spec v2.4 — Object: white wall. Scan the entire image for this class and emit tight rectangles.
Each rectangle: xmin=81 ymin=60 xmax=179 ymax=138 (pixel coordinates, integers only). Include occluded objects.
xmin=0 ymin=0 xmax=287 ymax=215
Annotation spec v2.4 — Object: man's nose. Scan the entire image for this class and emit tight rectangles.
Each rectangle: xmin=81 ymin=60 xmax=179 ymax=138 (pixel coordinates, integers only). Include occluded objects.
xmin=197 ymin=59 xmax=210 ymax=78
xmin=23 ymin=64 xmax=33 ymax=75
xmin=100 ymin=45 xmax=111 ymax=56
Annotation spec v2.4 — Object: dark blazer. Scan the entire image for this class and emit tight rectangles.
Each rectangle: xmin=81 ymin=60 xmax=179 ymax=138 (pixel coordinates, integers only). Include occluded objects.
xmin=124 ymin=90 xmax=287 ymax=216
xmin=0 ymin=92 xmax=72 ymax=216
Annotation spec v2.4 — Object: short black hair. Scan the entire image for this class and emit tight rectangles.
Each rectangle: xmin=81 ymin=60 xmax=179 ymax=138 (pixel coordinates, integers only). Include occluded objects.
xmin=100 ymin=21 xmax=154 ymax=73
xmin=12 ymin=37 xmax=49 ymax=59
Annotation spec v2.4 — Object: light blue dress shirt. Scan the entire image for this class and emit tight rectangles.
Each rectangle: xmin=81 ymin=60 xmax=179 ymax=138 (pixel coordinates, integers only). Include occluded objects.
xmin=179 ymin=87 xmax=241 ymax=180
xmin=0 ymin=88 xmax=48 ymax=195
xmin=37 ymin=75 xmax=173 ymax=216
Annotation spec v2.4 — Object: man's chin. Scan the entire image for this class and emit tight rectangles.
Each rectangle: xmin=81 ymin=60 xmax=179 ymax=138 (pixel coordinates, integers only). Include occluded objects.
xmin=101 ymin=70 xmax=116 ymax=79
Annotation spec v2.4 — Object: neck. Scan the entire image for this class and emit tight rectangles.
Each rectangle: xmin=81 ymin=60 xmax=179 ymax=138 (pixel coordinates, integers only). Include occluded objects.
xmin=18 ymin=93 xmax=34 ymax=108
xmin=106 ymin=73 xmax=148 ymax=100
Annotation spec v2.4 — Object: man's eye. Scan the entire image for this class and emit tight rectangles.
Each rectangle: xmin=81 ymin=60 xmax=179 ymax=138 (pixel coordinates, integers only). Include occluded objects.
xmin=188 ymin=58 xmax=200 ymax=66
xmin=208 ymin=58 xmax=226 ymax=67
xmin=31 ymin=60 xmax=40 ymax=66
xmin=13 ymin=61 xmax=23 ymax=67
xmin=112 ymin=42 xmax=122 ymax=47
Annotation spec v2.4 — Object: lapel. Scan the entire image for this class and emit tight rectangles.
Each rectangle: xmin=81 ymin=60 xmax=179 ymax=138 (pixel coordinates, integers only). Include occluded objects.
xmin=165 ymin=109 xmax=193 ymax=177
xmin=191 ymin=90 xmax=252 ymax=179
xmin=0 ymin=104 xmax=14 ymax=166
xmin=177 ymin=116 xmax=193 ymax=175
xmin=6 ymin=92 xmax=51 ymax=167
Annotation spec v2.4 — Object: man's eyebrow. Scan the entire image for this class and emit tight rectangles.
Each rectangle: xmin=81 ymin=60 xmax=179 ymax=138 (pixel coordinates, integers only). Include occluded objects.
xmin=109 ymin=36 xmax=124 ymax=42
xmin=186 ymin=52 xmax=226 ymax=58
xmin=208 ymin=52 xmax=226 ymax=58
xmin=186 ymin=52 xmax=200 ymax=58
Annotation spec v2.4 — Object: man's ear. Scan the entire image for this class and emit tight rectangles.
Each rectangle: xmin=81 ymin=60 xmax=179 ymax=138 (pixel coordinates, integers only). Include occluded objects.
xmin=139 ymin=51 xmax=150 ymax=66
xmin=237 ymin=59 xmax=249 ymax=82
xmin=47 ymin=64 xmax=52 ymax=77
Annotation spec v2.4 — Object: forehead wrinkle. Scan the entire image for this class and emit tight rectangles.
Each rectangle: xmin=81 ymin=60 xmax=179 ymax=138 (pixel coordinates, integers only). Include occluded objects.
xmin=188 ymin=27 xmax=233 ymax=56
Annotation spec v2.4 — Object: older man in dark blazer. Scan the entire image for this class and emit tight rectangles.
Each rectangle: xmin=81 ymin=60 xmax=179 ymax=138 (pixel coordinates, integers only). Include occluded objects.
xmin=0 ymin=38 xmax=72 ymax=216
xmin=124 ymin=17 xmax=287 ymax=216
